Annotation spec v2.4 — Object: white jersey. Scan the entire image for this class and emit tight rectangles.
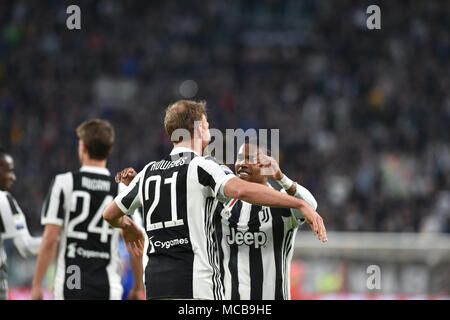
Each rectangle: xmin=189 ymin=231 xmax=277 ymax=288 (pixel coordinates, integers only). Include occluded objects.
xmin=0 ymin=190 xmax=40 ymax=267
xmin=41 ymin=166 xmax=125 ymax=300
xmin=0 ymin=190 xmax=41 ymax=300
xmin=115 ymin=147 xmax=235 ymax=300
xmin=214 ymin=183 xmax=317 ymax=300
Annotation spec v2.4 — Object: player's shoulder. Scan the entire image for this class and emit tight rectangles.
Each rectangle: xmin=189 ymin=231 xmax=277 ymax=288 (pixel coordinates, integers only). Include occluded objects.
xmin=203 ymin=155 xmax=222 ymax=165
xmin=191 ymin=156 xmax=235 ymax=180
xmin=0 ymin=190 xmax=20 ymax=211
xmin=194 ymin=155 xmax=230 ymax=169
xmin=53 ymin=171 xmax=74 ymax=184
xmin=0 ymin=189 xmax=9 ymax=201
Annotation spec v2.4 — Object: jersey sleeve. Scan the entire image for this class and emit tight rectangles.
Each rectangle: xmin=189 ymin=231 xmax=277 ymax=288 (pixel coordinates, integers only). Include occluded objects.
xmin=41 ymin=174 xmax=70 ymax=226
xmin=115 ymin=170 xmax=144 ymax=216
xmin=196 ymin=157 xmax=236 ymax=203
xmin=281 ymin=182 xmax=318 ymax=222
xmin=0 ymin=192 xmax=30 ymax=239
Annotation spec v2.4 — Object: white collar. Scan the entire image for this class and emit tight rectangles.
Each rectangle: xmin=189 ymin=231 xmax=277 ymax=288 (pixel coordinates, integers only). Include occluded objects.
xmin=170 ymin=147 xmax=199 ymax=156
xmin=80 ymin=166 xmax=110 ymax=176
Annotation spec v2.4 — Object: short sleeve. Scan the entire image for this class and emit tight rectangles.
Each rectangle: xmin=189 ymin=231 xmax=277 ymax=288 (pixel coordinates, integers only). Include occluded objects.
xmin=196 ymin=157 xmax=236 ymax=202
xmin=115 ymin=170 xmax=144 ymax=216
xmin=41 ymin=173 xmax=72 ymax=226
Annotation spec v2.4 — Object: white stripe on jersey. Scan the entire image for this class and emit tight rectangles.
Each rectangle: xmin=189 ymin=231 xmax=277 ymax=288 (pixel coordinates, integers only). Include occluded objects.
xmin=106 ymin=229 xmax=123 ymax=300
xmin=261 ymin=211 xmax=276 ymax=300
xmin=236 ymin=202 xmax=251 ymax=300
xmin=186 ymin=157 xmax=231 ymax=300
xmin=41 ymin=172 xmax=73 ymax=226
xmin=220 ymin=228 xmax=232 ymax=300
xmin=53 ymin=224 xmax=67 ymax=300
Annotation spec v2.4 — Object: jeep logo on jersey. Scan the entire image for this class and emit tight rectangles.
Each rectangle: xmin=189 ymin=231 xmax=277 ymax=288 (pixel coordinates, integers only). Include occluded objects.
xmin=226 ymin=228 xmax=267 ymax=248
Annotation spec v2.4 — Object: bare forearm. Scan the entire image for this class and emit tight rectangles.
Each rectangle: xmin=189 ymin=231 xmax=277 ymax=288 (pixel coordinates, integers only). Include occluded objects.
xmin=32 ymin=239 xmax=58 ymax=287
xmin=130 ymin=252 xmax=144 ymax=290
xmin=103 ymin=202 xmax=127 ymax=228
xmin=225 ymin=178 xmax=307 ymax=210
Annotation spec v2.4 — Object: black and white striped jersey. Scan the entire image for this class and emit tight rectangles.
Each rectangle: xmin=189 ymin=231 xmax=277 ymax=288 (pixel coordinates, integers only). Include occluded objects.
xmin=0 ymin=191 xmax=39 ymax=267
xmin=214 ymin=183 xmax=317 ymax=300
xmin=115 ymin=147 xmax=235 ymax=300
xmin=41 ymin=166 xmax=124 ymax=300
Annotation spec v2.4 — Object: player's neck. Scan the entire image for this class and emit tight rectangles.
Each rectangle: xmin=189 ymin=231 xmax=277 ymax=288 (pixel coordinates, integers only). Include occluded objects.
xmin=173 ymin=140 xmax=203 ymax=156
xmin=81 ymin=158 xmax=107 ymax=168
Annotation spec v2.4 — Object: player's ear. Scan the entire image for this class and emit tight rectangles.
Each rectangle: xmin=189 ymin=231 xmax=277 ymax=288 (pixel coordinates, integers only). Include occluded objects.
xmin=79 ymin=140 xmax=85 ymax=152
xmin=79 ymin=140 xmax=88 ymax=157
xmin=194 ymin=121 xmax=203 ymax=138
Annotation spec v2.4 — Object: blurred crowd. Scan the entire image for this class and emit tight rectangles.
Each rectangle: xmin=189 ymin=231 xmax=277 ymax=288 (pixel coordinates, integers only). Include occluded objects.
xmin=0 ymin=0 xmax=449 ymax=236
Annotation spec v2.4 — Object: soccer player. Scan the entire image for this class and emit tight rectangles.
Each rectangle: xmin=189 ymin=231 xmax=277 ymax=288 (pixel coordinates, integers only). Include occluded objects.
xmin=215 ymin=141 xmax=317 ymax=300
xmin=0 ymin=148 xmax=41 ymax=300
xmin=31 ymin=119 xmax=144 ymax=300
xmin=105 ymin=100 xmax=326 ymax=300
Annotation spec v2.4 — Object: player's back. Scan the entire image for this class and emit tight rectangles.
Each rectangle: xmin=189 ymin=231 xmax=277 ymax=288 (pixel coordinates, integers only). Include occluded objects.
xmin=116 ymin=147 xmax=235 ymax=299
xmin=41 ymin=166 xmax=122 ymax=300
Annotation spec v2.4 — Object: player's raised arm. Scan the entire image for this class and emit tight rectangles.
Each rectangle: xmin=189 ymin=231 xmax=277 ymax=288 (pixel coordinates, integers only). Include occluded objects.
xmin=222 ymin=177 xmax=327 ymax=242
xmin=259 ymin=153 xmax=318 ymax=221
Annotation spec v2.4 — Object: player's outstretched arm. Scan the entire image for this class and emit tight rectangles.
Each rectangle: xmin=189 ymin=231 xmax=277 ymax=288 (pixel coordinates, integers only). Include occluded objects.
xmin=31 ymin=224 xmax=61 ymax=300
xmin=103 ymin=202 xmax=145 ymax=254
xmin=223 ymin=178 xmax=327 ymax=242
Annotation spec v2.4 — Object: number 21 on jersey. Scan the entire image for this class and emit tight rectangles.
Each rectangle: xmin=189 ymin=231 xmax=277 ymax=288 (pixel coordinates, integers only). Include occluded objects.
xmin=144 ymin=172 xmax=184 ymax=231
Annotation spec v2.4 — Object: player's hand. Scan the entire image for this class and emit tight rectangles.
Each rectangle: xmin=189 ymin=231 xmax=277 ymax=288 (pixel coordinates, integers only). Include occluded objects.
xmin=298 ymin=203 xmax=327 ymax=243
xmin=122 ymin=216 xmax=145 ymax=256
xmin=259 ymin=154 xmax=283 ymax=180
xmin=31 ymin=286 xmax=44 ymax=300
xmin=127 ymin=288 xmax=145 ymax=300
xmin=115 ymin=167 xmax=137 ymax=186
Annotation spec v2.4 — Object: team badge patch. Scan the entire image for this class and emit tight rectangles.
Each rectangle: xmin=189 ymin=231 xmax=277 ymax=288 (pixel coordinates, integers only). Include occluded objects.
xmin=220 ymin=164 xmax=233 ymax=174
xmin=14 ymin=215 xmax=25 ymax=230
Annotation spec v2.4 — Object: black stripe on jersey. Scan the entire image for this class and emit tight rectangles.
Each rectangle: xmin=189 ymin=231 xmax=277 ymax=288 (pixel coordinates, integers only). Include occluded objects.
xmin=198 ymin=166 xmax=216 ymax=191
xmin=248 ymin=205 xmax=263 ymax=300
xmin=6 ymin=194 xmax=19 ymax=216
xmin=56 ymin=188 xmax=65 ymax=220
xmin=272 ymin=208 xmax=285 ymax=300
xmin=227 ymin=200 xmax=242 ymax=300
xmin=282 ymin=229 xmax=294 ymax=299
xmin=0 ymin=214 xmax=5 ymax=233
xmin=213 ymin=203 xmax=225 ymax=291
xmin=204 ymin=197 xmax=222 ymax=300
xmin=42 ymin=178 xmax=55 ymax=218
xmin=120 ymin=183 xmax=139 ymax=210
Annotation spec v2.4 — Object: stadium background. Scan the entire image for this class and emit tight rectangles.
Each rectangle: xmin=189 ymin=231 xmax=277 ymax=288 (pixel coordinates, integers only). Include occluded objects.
xmin=0 ymin=0 xmax=449 ymax=299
